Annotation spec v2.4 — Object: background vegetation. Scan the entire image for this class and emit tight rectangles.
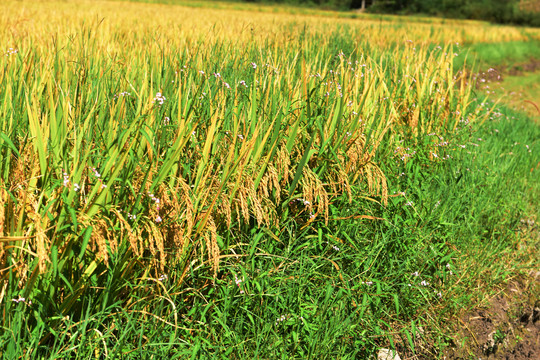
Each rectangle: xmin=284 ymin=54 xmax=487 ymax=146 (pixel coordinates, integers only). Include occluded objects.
xmin=241 ymin=0 xmax=540 ymax=26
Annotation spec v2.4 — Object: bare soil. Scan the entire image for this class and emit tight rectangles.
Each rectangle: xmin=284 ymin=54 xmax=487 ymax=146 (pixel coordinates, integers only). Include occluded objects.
xmin=473 ymin=58 xmax=540 ymax=82
xmin=445 ymin=218 xmax=540 ymax=360
xmin=507 ymin=59 xmax=540 ymax=76
xmin=446 ymin=279 xmax=539 ymax=359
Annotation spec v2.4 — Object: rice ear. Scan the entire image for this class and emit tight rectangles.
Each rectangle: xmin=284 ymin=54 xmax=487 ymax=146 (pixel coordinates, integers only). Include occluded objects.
xmin=112 ymin=209 xmax=141 ymax=257
xmin=0 ymin=184 xmax=5 ymax=236
xmin=26 ymin=201 xmax=50 ymax=274
xmin=206 ymin=217 xmax=219 ymax=276
xmin=94 ymin=219 xmax=112 ymax=266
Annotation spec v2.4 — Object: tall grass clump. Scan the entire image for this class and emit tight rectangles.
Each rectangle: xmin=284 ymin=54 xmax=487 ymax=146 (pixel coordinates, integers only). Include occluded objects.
xmin=0 ymin=0 xmax=537 ymax=355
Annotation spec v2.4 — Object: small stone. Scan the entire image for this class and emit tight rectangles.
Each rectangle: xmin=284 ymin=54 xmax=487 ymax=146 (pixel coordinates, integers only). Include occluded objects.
xmin=378 ymin=348 xmax=401 ymax=360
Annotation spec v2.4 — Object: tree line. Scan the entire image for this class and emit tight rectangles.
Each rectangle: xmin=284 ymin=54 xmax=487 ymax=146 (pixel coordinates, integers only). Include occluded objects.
xmin=243 ymin=0 xmax=540 ymax=26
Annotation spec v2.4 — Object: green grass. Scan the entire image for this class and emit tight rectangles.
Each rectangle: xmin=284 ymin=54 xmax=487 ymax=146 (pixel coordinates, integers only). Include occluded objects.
xmin=455 ymin=40 xmax=540 ymax=70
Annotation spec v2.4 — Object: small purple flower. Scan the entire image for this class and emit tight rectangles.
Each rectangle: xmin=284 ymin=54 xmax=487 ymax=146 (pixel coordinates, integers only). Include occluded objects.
xmin=63 ymin=172 xmax=70 ymax=187
xmin=5 ymin=48 xmax=18 ymax=56
xmin=91 ymin=167 xmax=101 ymax=178
xmin=234 ymin=274 xmax=244 ymax=294
xmin=153 ymin=92 xmax=166 ymax=105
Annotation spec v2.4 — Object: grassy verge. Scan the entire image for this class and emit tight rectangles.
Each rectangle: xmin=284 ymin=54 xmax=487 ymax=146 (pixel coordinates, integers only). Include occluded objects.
xmin=455 ymin=40 xmax=540 ymax=71
xmin=483 ymin=71 xmax=540 ymax=119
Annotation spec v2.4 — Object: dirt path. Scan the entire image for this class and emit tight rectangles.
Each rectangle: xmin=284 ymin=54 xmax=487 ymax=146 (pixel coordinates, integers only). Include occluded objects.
xmin=447 ymin=275 xmax=540 ymax=359
xmin=474 ymin=59 xmax=540 ymax=120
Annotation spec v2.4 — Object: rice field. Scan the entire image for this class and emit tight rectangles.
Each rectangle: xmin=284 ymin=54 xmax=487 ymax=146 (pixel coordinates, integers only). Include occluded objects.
xmin=1 ymin=0 xmax=539 ymax=358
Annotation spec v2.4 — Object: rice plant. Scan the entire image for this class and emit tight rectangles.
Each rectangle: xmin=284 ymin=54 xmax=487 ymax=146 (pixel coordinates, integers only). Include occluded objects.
xmin=0 ymin=0 xmax=538 ymax=356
